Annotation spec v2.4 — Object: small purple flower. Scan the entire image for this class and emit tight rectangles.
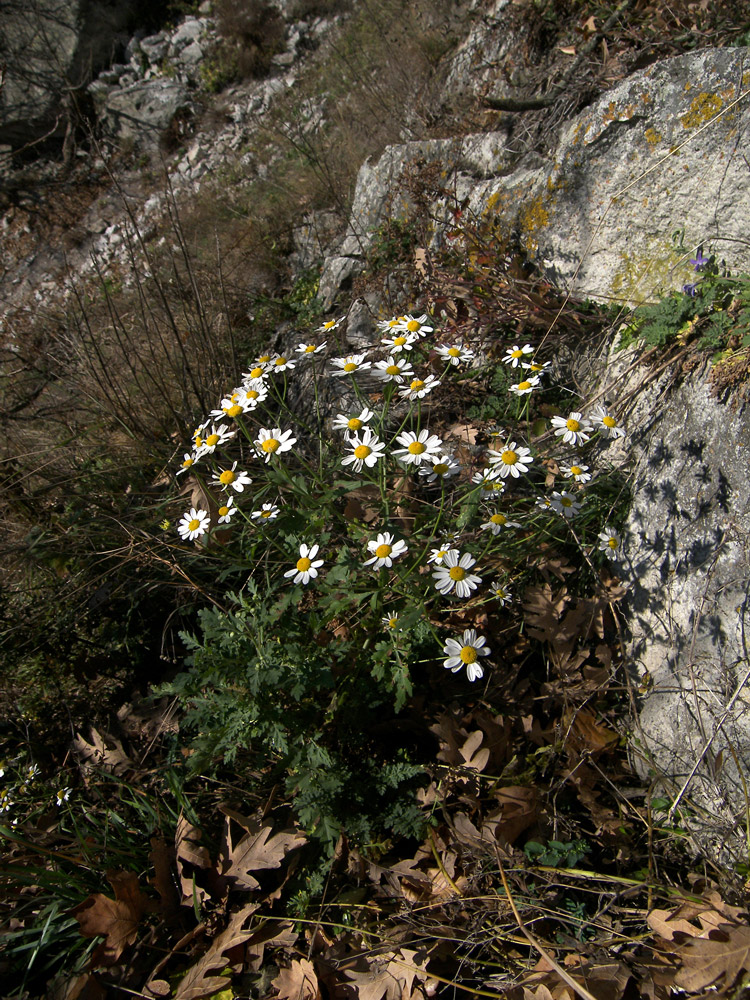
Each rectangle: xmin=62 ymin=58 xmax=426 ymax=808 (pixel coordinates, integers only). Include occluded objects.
xmin=690 ymin=250 xmax=709 ymax=272
xmin=682 ymin=283 xmax=697 ymax=297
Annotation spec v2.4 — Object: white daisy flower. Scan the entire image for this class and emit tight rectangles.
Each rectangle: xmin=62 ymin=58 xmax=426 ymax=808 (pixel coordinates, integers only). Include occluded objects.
xmin=296 ymin=341 xmax=327 ymax=355
xmin=471 ymin=466 xmax=506 ymax=495
xmin=363 ymin=532 xmax=408 ymax=569
xmin=377 ymin=315 xmax=407 ymax=333
xmin=254 ymin=353 xmax=273 ymax=367
xmin=509 ymin=376 xmax=540 ymax=396
xmin=536 ymin=495 xmax=553 ymax=511
xmin=442 ymin=628 xmax=490 ymax=682
xmin=55 ymin=787 xmax=71 ymax=807
xmin=382 ymin=612 xmax=401 ymax=630
xmin=392 ymin=428 xmax=443 ymax=466
xmin=176 ymin=452 xmax=198 ymax=475
xmin=177 ymin=507 xmax=211 ymax=541
xmin=332 ymin=407 xmax=375 ymax=436
xmin=251 ymin=502 xmax=280 ymax=522
xmin=418 ymin=453 xmax=460 ymax=482
xmin=487 ymin=441 xmax=533 ymax=479
xmin=490 ymin=581 xmax=512 ymax=606
xmin=428 ymin=543 xmax=458 ymax=565
xmin=341 ymin=428 xmax=386 ymax=473
xmin=549 ymin=490 xmax=582 ymax=519
xmin=284 ymin=543 xmax=324 ymax=585
xmin=373 ymin=355 xmax=414 ymax=384
xmin=398 ymin=374 xmax=441 ymax=400
xmin=598 ymin=526 xmax=622 ymax=559
xmin=212 ymin=462 xmax=253 ymax=492
xmin=502 ymin=344 xmax=534 ymax=367
xmin=521 ymin=359 xmax=552 ymax=377
xmin=557 ymin=461 xmax=589 ymax=484
xmin=381 ymin=331 xmax=418 ymax=352
xmin=551 ymin=411 xmax=593 ymax=447
xmin=436 ymin=344 xmax=474 ymax=366
xmin=25 ymin=764 xmax=39 ymax=782
xmin=399 ymin=313 xmax=433 ymax=337
xmin=481 ymin=511 xmax=521 ymax=535
xmin=217 ymin=496 xmax=238 ymax=524
xmin=330 ymin=353 xmax=371 ymax=377
xmin=433 ymin=550 xmax=482 ymax=599
xmin=269 ymin=354 xmax=296 ymax=373
xmin=318 ymin=317 xmax=343 ymax=333
xmin=196 ymin=423 xmax=236 ymax=457
xmin=242 ymin=364 xmax=269 ymax=382
xmin=0 ymin=788 xmax=12 ymax=813
xmin=239 ymin=382 xmax=269 ymax=409
xmin=590 ymin=404 xmax=625 ymax=439
xmin=255 ymin=427 xmax=297 ymax=463
xmin=212 ymin=389 xmax=254 ymax=420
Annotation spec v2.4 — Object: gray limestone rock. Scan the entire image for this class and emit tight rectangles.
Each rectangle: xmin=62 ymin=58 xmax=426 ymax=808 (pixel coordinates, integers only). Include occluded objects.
xmin=0 ymin=0 xmax=139 ymax=146
xmin=102 ymin=79 xmax=191 ymax=152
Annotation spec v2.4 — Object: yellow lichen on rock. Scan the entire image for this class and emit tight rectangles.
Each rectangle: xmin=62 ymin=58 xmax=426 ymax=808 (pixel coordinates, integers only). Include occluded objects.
xmin=680 ymin=91 xmax=723 ymax=129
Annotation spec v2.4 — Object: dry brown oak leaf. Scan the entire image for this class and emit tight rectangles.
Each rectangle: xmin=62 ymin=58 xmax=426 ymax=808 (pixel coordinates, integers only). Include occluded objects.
xmin=71 ymin=869 xmax=155 ymax=967
xmin=674 ymin=923 xmax=750 ymax=993
xmin=171 ymin=902 xmax=259 ymax=1000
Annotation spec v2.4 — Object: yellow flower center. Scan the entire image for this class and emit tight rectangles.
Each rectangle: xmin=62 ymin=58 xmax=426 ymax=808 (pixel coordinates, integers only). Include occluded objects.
xmin=448 ymin=347 xmax=460 ymax=357
xmin=219 ymin=470 xmax=236 ymax=484
xmin=247 ymin=390 xmax=260 ymax=400
xmin=449 ymin=566 xmax=466 ymax=581
xmin=354 ymin=445 xmax=371 ymax=459
xmin=262 ymin=438 xmax=280 ymax=453
xmin=218 ymin=506 xmax=230 ymax=517
xmin=304 ymin=344 xmax=316 ymax=353
xmin=603 ymin=415 xmax=616 ymax=427
xmin=406 ymin=320 xmax=420 ymax=332
xmin=570 ymin=466 xmax=582 ymax=476
xmin=490 ymin=514 xmax=506 ymax=525
xmin=511 ymin=349 xmax=523 ymax=358
xmin=261 ymin=510 xmax=272 ymax=518
xmin=296 ymin=556 xmax=312 ymax=571
xmin=343 ymin=362 xmax=357 ymax=372
xmin=561 ymin=496 xmax=573 ymax=507
xmin=460 ymin=645 xmax=478 ymax=664
xmin=393 ymin=336 xmax=407 ymax=346
xmin=347 ymin=417 xmax=363 ymax=431
xmin=608 ymin=537 xmax=619 ymax=549
xmin=205 ymin=433 xmax=219 ymax=447
xmin=433 ymin=463 xmax=449 ymax=475
xmin=410 ymin=379 xmax=425 ymax=391
xmin=274 ymin=357 xmax=287 ymax=367
xmin=501 ymin=449 xmax=518 ymax=465
xmin=408 ymin=441 xmax=426 ymax=454
xmin=226 ymin=404 xmax=243 ymax=418
xmin=517 ymin=381 xmax=532 ymax=391
xmin=323 ymin=320 xmax=336 ymax=330
xmin=387 ymin=319 xmax=399 ymax=327
xmin=566 ymin=418 xmax=580 ymax=431
xmin=188 ymin=518 xmax=200 ymax=531
xmin=194 ymin=435 xmax=204 ymax=448
xmin=495 ymin=588 xmax=506 ymax=598
xmin=386 ymin=364 xmax=401 ymax=375
xmin=182 ymin=457 xmax=193 ymax=467
xmin=249 ymin=366 xmax=264 ymax=379
xmin=257 ymin=355 xmax=271 ymax=364
xmin=388 ymin=617 xmax=398 ymax=628
xmin=375 ymin=543 xmax=392 ymax=559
